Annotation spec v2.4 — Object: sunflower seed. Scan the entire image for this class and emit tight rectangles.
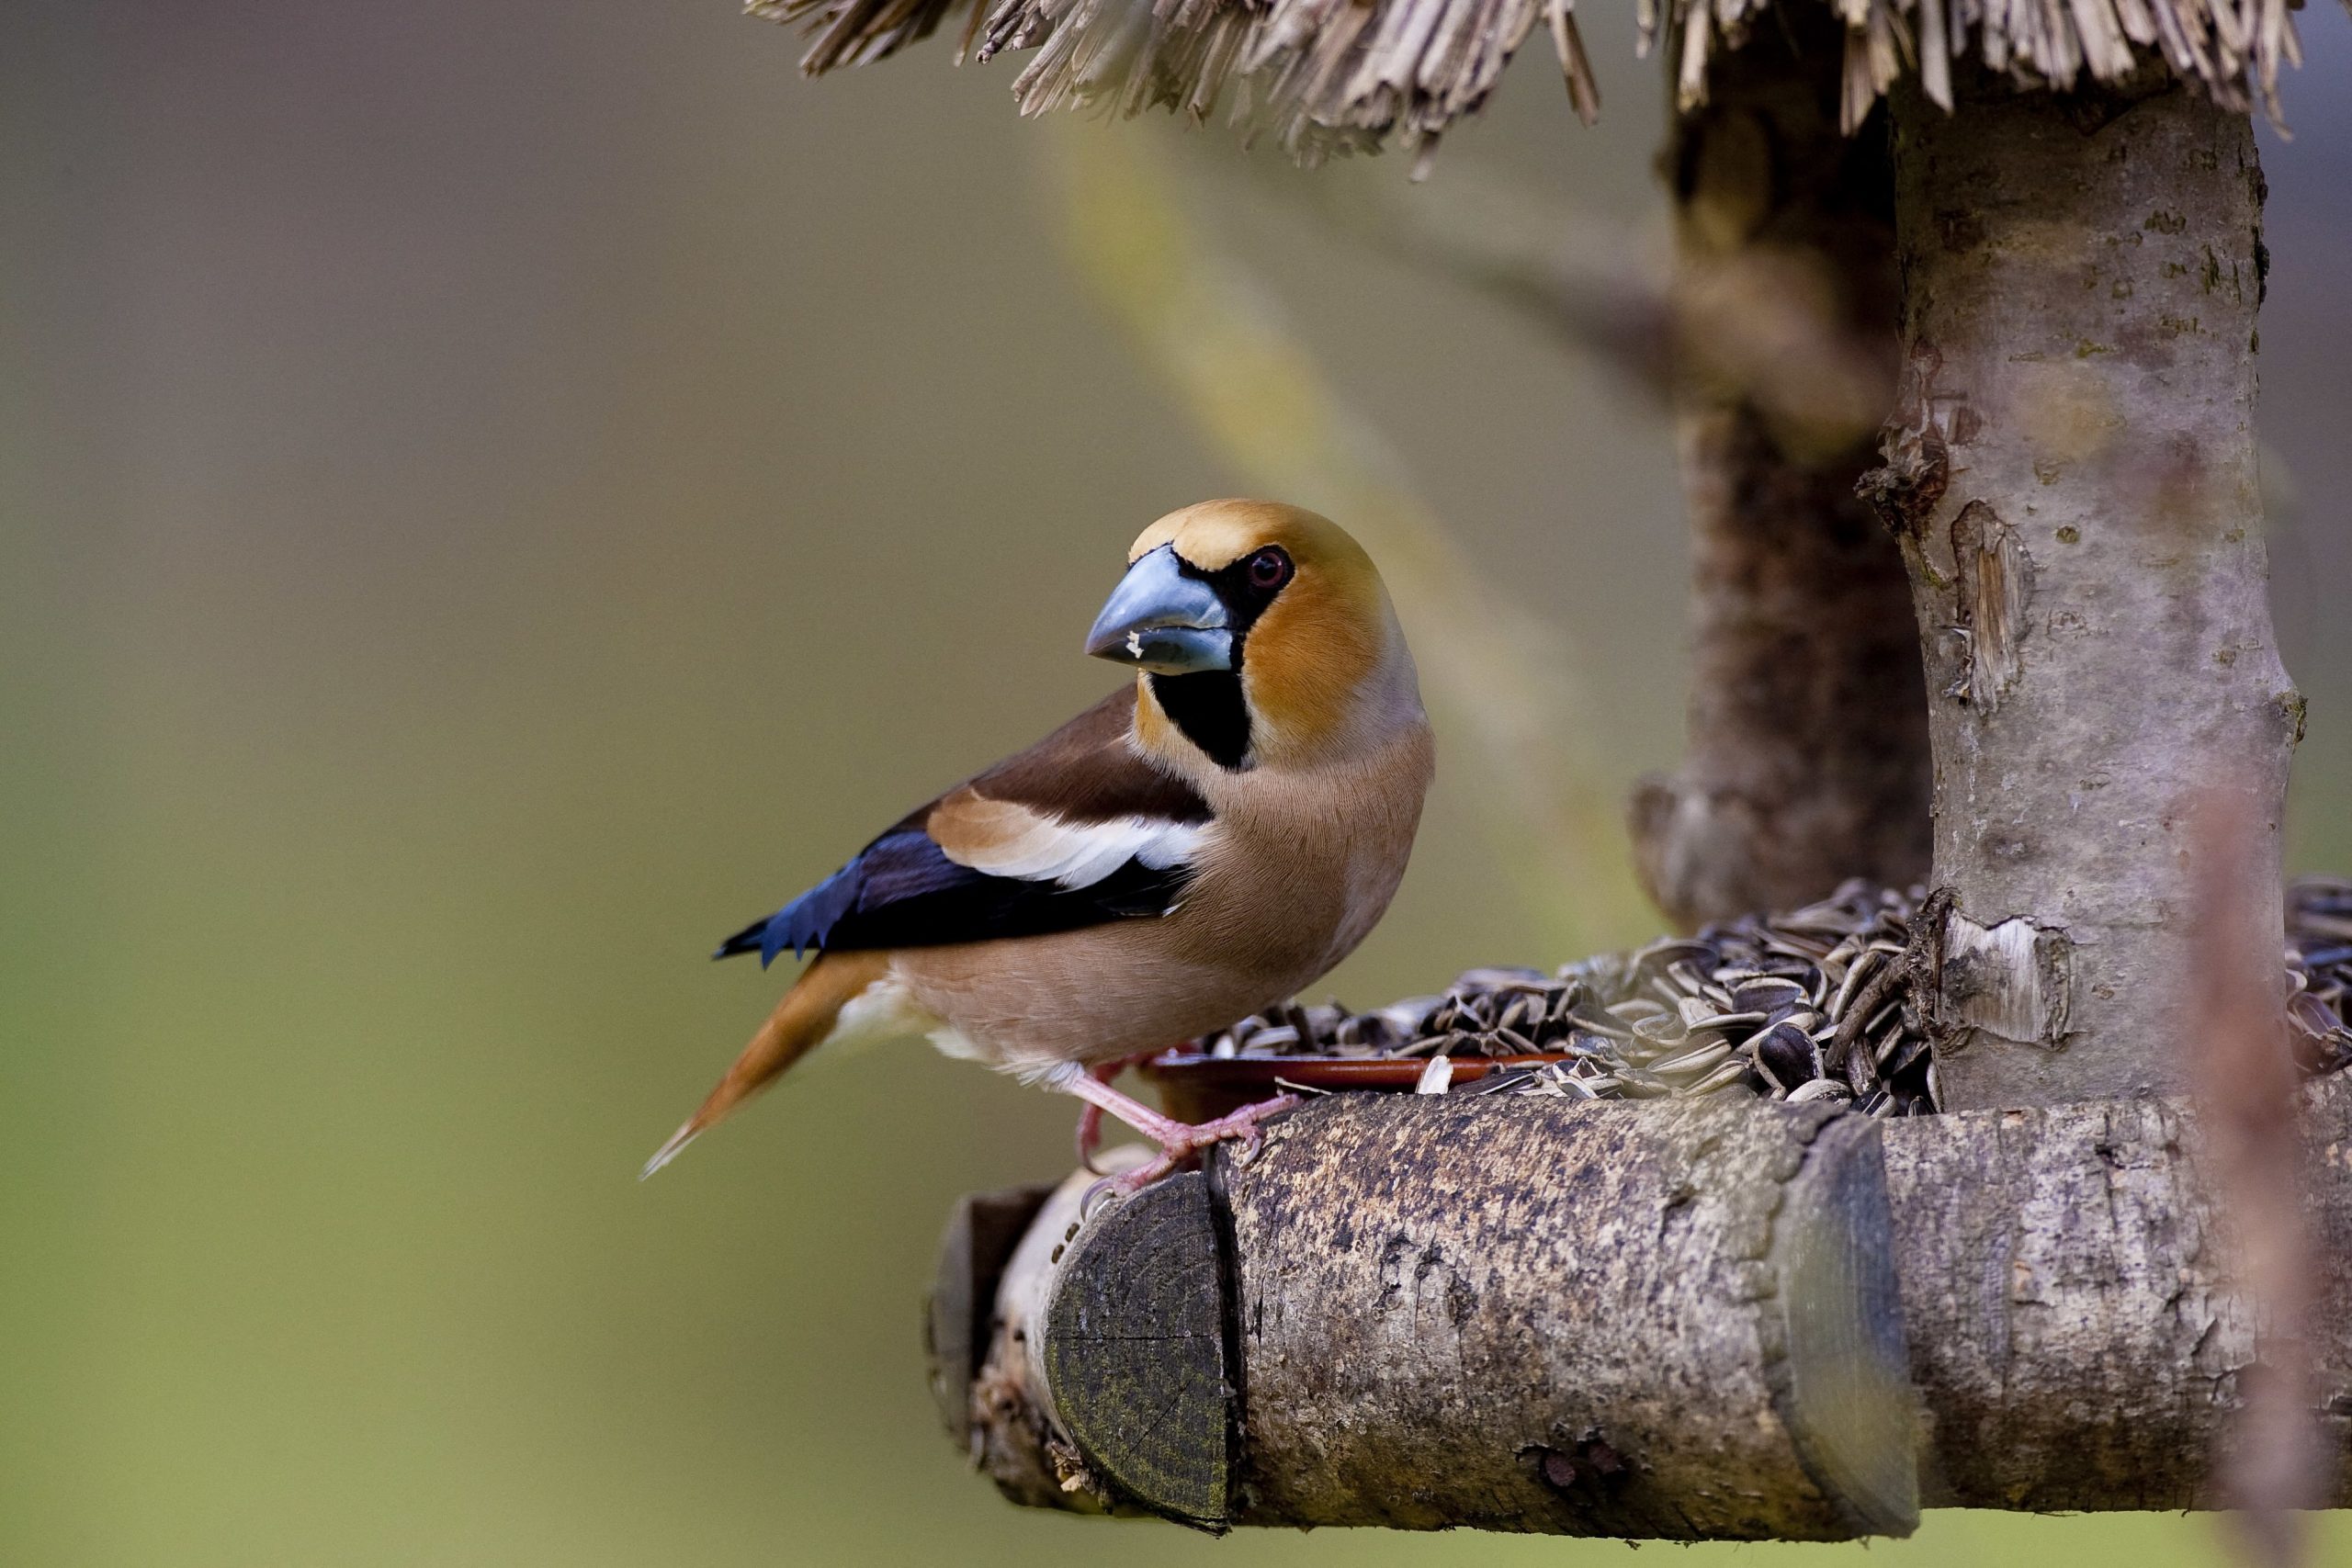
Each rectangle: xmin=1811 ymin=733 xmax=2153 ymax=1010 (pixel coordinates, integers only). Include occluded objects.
xmin=1651 ymin=1040 xmax=1734 ymax=1079
xmin=1173 ymin=879 xmax=2352 ymax=1117
xmin=1686 ymin=1059 xmax=1756 ymax=1096
xmin=1828 ymin=948 xmax=1884 ymax=1023
xmin=1756 ymin=1021 xmax=1819 ymax=1089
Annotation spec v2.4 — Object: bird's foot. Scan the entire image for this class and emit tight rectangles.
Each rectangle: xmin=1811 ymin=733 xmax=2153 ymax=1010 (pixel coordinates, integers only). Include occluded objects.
xmin=1103 ymin=1094 xmax=1300 ymax=1198
xmin=1058 ymin=1061 xmax=1299 ymax=1198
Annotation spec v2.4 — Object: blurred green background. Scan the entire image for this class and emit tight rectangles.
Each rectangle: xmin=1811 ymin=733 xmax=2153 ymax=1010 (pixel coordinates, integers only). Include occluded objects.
xmin=5 ymin=3 xmax=2350 ymax=1564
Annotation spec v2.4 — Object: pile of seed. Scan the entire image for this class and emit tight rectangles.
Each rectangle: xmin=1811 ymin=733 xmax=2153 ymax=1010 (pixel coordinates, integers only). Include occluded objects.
xmin=1193 ymin=877 xmax=2352 ymax=1117
xmin=2286 ymin=876 xmax=2352 ymax=1075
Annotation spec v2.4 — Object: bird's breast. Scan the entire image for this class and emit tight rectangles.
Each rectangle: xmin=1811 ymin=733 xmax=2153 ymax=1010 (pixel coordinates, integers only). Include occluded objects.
xmin=1182 ymin=719 xmax=1433 ymax=961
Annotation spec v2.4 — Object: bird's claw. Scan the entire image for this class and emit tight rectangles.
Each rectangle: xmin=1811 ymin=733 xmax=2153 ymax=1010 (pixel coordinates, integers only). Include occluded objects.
xmin=1074 ymin=1101 xmax=1107 ymax=1175
xmin=1103 ymin=1156 xmax=1179 ymax=1201
xmin=1102 ymin=1093 xmax=1300 ymax=1199
xmin=1079 ymin=1174 xmax=1123 ymax=1223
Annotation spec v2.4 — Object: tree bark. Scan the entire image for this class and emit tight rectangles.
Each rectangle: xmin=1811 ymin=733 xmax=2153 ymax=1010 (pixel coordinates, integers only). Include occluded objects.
xmin=1632 ymin=34 xmax=1931 ymax=931
xmin=1863 ymin=73 xmax=2299 ymax=1109
xmin=944 ymin=1080 xmax=2352 ymax=1534
xmin=958 ymin=1095 xmax=1919 ymax=1539
xmin=924 ymin=1182 xmax=1053 ymax=1455
xmin=1883 ymin=1089 xmax=2352 ymax=1508
xmin=1227 ymin=1096 xmax=1916 ymax=1539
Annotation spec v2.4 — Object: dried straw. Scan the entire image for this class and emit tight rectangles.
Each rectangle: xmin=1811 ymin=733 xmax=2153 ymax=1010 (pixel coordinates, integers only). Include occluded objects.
xmin=753 ymin=0 xmax=1599 ymax=164
xmin=751 ymin=0 xmax=2335 ymax=158
xmin=1648 ymin=0 xmax=2319 ymax=130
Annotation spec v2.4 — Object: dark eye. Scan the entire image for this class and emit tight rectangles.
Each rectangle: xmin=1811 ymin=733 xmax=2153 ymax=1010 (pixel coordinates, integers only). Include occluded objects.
xmin=1246 ymin=547 xmax=1293 ymax=592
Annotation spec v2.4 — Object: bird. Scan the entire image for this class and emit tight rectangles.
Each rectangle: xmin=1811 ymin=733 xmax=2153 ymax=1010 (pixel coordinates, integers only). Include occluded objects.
xmin=644 ymin=499 xmax=1435 ymax=1193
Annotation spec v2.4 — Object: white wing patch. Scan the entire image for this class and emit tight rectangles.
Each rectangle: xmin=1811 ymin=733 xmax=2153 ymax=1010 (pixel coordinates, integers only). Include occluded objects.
xmin=933 ymin=797 xmax=1204 ymax=890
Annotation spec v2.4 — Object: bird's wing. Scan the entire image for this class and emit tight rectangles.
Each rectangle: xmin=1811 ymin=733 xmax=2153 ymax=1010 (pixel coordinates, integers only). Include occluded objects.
xmin=715 ymin=689 xmax=1213 ymax=966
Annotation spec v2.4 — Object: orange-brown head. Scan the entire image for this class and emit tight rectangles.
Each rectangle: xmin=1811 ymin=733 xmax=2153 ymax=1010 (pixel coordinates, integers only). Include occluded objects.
xmin=1086 ymin=500 xmax=1415 ymax=771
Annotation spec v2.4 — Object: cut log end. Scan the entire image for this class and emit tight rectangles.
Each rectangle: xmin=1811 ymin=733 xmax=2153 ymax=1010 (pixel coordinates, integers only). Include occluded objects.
xmin=1037 ymin=1173 xmax=1230 ymax=1530
xmin=1770 ymin=1111 xmax=1922 ymax=1535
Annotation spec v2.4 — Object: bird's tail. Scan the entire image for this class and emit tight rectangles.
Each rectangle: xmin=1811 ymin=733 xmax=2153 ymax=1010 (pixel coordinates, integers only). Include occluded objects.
xmin=640 ymin=950 xmax=889 ymax=1179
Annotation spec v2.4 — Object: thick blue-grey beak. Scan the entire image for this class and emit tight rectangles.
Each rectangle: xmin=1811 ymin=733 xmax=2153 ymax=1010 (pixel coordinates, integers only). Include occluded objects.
xmin=1084 ymin=545 xmax=1233 ymax=674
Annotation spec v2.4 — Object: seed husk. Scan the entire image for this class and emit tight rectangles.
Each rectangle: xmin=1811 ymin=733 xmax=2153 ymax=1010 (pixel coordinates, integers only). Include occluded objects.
xmin=1651 ymin=1039 xmax=1734 ymax=1079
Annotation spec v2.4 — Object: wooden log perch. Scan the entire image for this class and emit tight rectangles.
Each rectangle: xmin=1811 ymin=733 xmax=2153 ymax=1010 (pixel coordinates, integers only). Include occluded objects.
xmin=925 ymin=1182 xmax=1053 ymax=1452
xmin=936 ymin=1077 xmax=2352 ymax=1537
xmin=1885 ymin=1087 xmax=2352 ymax=1509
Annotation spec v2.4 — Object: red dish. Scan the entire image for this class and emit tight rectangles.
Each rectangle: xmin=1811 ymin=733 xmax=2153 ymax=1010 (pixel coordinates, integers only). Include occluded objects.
xmin=1141 ymin=1048 xmax=1570 ymax=1124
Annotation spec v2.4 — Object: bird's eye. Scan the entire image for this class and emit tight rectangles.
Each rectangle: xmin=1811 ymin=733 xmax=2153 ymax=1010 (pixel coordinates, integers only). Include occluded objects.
xmin=1246 ymin=547 xmax=1293 ymax=592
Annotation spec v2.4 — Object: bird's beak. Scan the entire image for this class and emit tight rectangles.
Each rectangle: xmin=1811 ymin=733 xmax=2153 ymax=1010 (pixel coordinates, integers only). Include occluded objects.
xmin=1084 ymin=546 xmax=1233 ymax=674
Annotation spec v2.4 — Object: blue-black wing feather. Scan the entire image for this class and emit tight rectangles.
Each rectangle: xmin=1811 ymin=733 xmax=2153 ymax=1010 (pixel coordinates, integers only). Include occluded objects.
xmin=711 ymin=828 xmax=1191 ymax=966
xmin=713 ymin=690 xmax=1208 ymax=967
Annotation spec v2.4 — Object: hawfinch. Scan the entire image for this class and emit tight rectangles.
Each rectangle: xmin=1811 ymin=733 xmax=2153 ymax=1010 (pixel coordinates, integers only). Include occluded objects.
xmin=646 ymin=500 xmax=1434 ymax=1192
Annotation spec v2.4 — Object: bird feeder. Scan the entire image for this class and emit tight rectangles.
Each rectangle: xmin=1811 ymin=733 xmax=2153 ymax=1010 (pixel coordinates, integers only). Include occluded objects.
xmin=736 ymin=0 xmax=2352 ymax=1540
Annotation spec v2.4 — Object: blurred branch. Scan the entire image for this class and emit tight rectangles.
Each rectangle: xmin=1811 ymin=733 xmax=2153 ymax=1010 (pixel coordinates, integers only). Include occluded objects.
xmin=1634 ymin=49 xmax=1926 ymax=930
xmin=2191 ymin=787 xmax=2327 ymax=1567
xmin=1217 ymin=151 xmax=1892 ymax=458
xmin=1043 ymin=123 xmax=1651 ymax=958
xmin=1224 ymin=154 xmax=1671 ymax=377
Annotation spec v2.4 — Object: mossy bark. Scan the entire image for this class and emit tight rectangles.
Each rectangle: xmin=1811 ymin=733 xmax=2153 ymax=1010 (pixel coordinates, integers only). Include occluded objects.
xmin=956 ymin=1096 xmax=1922 ymax=1539
xmin=942 ymin=1079 xmax=2352 ymax=1530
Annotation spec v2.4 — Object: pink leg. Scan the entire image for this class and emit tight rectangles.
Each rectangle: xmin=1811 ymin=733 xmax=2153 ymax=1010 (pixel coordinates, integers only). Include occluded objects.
xmin=1058 ymin=1067 xmax=1298 ymax=1196
xmin=1072 ymin=1053 xmax=1157 ymax=1175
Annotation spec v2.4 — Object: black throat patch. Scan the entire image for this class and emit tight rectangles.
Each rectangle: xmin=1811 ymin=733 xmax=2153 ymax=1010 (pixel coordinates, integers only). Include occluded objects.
xmin=1149 ymin=671 xmax=1250 ymax=770
xmin=1148 ymin=545 xmax=1295 ymax=772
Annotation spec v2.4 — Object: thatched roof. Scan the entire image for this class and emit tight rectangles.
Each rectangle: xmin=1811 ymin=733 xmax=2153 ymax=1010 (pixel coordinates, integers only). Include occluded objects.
xmin=757 ymin=0 xmax=1588 ymax=167
xmin=753 ymin=0 xmax=2334 ymax=156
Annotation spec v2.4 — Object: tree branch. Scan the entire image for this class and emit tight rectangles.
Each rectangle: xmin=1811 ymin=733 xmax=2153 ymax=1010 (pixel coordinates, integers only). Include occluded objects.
xmin=2191 ymin=792 xmax=2329 ymax=1564
xmin=939 ymin=1078 xmax=2352 ymax=1533
xmin=1632 ymin=25 xmax=1930 ymax=929
xmin=1871 ymin=72 xmax=2300 ymax=1108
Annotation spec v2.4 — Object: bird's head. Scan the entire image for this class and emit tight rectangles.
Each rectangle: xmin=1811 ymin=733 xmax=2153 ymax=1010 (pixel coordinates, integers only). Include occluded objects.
xmin=1085 ymin=500 xmax=1417 ymax=770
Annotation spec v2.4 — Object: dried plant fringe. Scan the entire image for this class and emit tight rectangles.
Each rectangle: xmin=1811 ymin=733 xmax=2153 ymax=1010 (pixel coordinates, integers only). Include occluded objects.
xmin=752 ymin=0 xmax=2332 ymax=161
xmin=751 ymin=0 xmax=1599 ymax=165
xmin=1647 ymin=0 xmax=2335 ymax=133
xmin=1174 ymin=876 xmax=2352 ymax=1118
